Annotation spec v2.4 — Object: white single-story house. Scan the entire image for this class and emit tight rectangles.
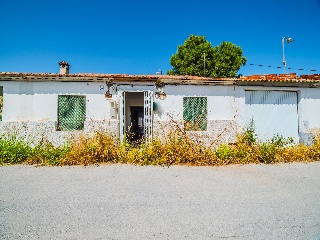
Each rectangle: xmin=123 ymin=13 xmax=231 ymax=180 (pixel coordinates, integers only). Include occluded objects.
xmin=0 ymin=62 xmax=319 ymax=146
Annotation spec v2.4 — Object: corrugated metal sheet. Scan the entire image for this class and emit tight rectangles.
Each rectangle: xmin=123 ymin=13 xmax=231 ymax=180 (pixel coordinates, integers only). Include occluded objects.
xmin=245 ymin=90 xmax=298 ymax=142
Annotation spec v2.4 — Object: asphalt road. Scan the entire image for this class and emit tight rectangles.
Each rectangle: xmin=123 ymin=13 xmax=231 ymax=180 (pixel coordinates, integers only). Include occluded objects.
xmin=1 ymin=163 xmax=320 ymax=240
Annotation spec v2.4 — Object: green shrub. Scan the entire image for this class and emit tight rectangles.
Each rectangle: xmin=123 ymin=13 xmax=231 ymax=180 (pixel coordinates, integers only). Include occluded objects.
xmin=0 ymin=127 xmax=319 ymax=166
xmin=215 ymin=144 xmax=233 ymax=163
xmin=0 ymin=137 xmax=33 ymax=164
xmin=30 ymin=142 xmax=70 ymax=165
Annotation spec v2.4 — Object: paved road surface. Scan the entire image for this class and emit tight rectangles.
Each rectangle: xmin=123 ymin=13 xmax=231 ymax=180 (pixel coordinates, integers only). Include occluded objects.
xmin=1 ymin=163 xmax=320 ymax=239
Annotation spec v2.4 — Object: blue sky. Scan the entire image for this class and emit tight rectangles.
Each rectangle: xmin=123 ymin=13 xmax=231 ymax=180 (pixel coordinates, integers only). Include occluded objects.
xmin=0 ymin=0 xmax=319 ymax=76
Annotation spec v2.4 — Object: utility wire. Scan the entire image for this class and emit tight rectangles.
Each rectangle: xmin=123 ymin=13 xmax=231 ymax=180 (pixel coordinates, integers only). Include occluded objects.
xmin=247 ymin=63 xmax=318 ymax=72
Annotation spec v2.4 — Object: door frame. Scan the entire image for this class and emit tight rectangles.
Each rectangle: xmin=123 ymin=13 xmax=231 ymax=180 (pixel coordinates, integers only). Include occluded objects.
xmin=118 ymin=90 xmax=153 ymax=141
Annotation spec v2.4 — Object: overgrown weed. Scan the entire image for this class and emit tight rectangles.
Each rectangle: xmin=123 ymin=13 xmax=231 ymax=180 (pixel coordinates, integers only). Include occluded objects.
xmin=0 ymin=127 xmax=319 ymax=166
xmin=60 ymin=132 xmax=118 ymax=165
xmin=0 ymin=136 xmax=32 ymax=164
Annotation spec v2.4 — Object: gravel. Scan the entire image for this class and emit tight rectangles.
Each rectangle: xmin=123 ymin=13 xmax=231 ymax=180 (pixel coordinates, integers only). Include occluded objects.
xmin=1 ymin=163 xmax=320 ymax=240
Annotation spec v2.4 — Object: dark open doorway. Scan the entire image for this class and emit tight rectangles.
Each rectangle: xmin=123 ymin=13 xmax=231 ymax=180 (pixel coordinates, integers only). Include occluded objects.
xmin=130 ymin=106 xmax=144 ymax=142
xmin=119 ymin=91 xmax=153 ymax=143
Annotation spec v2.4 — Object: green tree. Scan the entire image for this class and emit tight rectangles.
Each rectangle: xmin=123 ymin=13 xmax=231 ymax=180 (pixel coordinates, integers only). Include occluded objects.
xmin=168 ymin=35 xmax=247 ymax=78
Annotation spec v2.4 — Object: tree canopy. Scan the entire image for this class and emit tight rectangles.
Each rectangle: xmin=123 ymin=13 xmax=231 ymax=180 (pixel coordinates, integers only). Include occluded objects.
xmin=167 ymin=35 xmax=247 ymax=78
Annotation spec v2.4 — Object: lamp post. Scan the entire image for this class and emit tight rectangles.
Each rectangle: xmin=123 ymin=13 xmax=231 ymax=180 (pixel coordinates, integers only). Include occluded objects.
xmin=203 ymin=53 xmax=206 ymax=77
xmin=282 ymin=37 xmax=294 ymax=73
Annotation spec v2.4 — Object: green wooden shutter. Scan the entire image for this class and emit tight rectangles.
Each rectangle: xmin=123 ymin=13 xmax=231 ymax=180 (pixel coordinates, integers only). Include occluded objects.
xmin=183 ymin=97 xmax=207 ymax=131
xmin=58 ymin=95 xmax=86 ymax=131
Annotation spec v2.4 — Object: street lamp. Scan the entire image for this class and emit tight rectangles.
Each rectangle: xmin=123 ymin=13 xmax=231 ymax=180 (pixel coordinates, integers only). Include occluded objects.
xmin=282 ymin=37 xmax=294 ymax=73
xmin=203 ymin=53 xmax=206 ymax=77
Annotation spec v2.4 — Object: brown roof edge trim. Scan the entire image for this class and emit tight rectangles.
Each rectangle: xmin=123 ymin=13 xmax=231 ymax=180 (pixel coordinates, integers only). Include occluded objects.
xmin=0 ymin=72 xmax=319 ymax=83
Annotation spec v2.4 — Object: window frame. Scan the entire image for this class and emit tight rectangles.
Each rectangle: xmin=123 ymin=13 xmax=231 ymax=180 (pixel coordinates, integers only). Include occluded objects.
xmin=183 ymin=96 xmax=207 ymax=131
xmin=57 ymin=95 xmax=86 ymax=131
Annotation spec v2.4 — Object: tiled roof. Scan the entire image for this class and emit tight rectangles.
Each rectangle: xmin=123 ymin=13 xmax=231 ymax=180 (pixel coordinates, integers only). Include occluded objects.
xmin=240 ymin=73 xmax=320 ymax=81
xmin=0 ymin=72 xmax=319 ymax=85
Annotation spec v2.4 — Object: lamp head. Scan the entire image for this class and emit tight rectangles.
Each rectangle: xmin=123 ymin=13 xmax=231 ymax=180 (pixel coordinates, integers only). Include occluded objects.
xmin=155 ymin=92 xmax=166 ymax=100
xmin=286 ymin=38 xmax=294 ymax=43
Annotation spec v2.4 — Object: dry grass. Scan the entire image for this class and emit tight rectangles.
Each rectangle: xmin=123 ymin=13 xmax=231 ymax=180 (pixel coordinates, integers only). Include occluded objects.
xmin=0 ymin=126 xmax=319 ymax=166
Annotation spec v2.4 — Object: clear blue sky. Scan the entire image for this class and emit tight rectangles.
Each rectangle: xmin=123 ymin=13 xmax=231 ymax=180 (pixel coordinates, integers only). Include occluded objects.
xmin=1 ymin=0 xmax=319 ymax=76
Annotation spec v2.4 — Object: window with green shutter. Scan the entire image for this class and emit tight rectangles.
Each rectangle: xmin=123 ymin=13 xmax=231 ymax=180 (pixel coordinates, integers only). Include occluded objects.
xmin=57 ymin=95 xmax=86 ymax=131
xmin=0 ymin=86 xmax=3 ymax=121
xmin=183 ymin=97 xmax=207 ymax=131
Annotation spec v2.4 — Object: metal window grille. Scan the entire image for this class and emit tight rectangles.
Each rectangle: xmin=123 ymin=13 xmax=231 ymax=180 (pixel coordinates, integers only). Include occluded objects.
xmin=183 ymin=97 xmax=207 ymax=131
xmin=0 ymin=86 xmax=3 ymax=121
xmin=144 ymin=90 xmax=153 ymax=141
xmin=57 ymin=95 xmax=86 ymax=131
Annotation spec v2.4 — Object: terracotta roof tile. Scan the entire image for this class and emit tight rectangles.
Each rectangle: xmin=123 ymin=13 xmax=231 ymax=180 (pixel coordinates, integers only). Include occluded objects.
xmin=0 ymin=72 xmax=319 ymax=84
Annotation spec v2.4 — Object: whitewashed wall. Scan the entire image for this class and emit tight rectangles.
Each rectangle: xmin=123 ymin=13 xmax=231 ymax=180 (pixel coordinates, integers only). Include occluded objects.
xmin=1 ymin=80 xmax=320 ymax=145
xmin=149 ymin=85 xmax=239 ymax=145
xmin=236 ymin=86 xmax=320 ymax=143
xmin=2 ymin=81 xmax=111 ymax=121
xmin=152 ymin=85 xmax=237 ymax=120
xmin=298 ymin=88 xmax=320 ymax=142
xmin=0 ymin=81 xmax=117 ymax=145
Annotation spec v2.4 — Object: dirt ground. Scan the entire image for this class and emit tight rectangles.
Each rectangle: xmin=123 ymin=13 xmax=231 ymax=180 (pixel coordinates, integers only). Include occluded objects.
xmin=1 ymin=162 xmax=320 ymax=239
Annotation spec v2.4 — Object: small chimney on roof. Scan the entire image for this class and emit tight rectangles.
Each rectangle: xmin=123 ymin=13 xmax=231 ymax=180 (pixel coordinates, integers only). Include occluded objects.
xmin=59 ymin=60 xmax=70 ymax=75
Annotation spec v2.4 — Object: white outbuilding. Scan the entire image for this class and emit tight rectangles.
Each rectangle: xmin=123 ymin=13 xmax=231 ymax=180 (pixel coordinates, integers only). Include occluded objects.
xmin=0 ymin=64 xmax=319 ymax=146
